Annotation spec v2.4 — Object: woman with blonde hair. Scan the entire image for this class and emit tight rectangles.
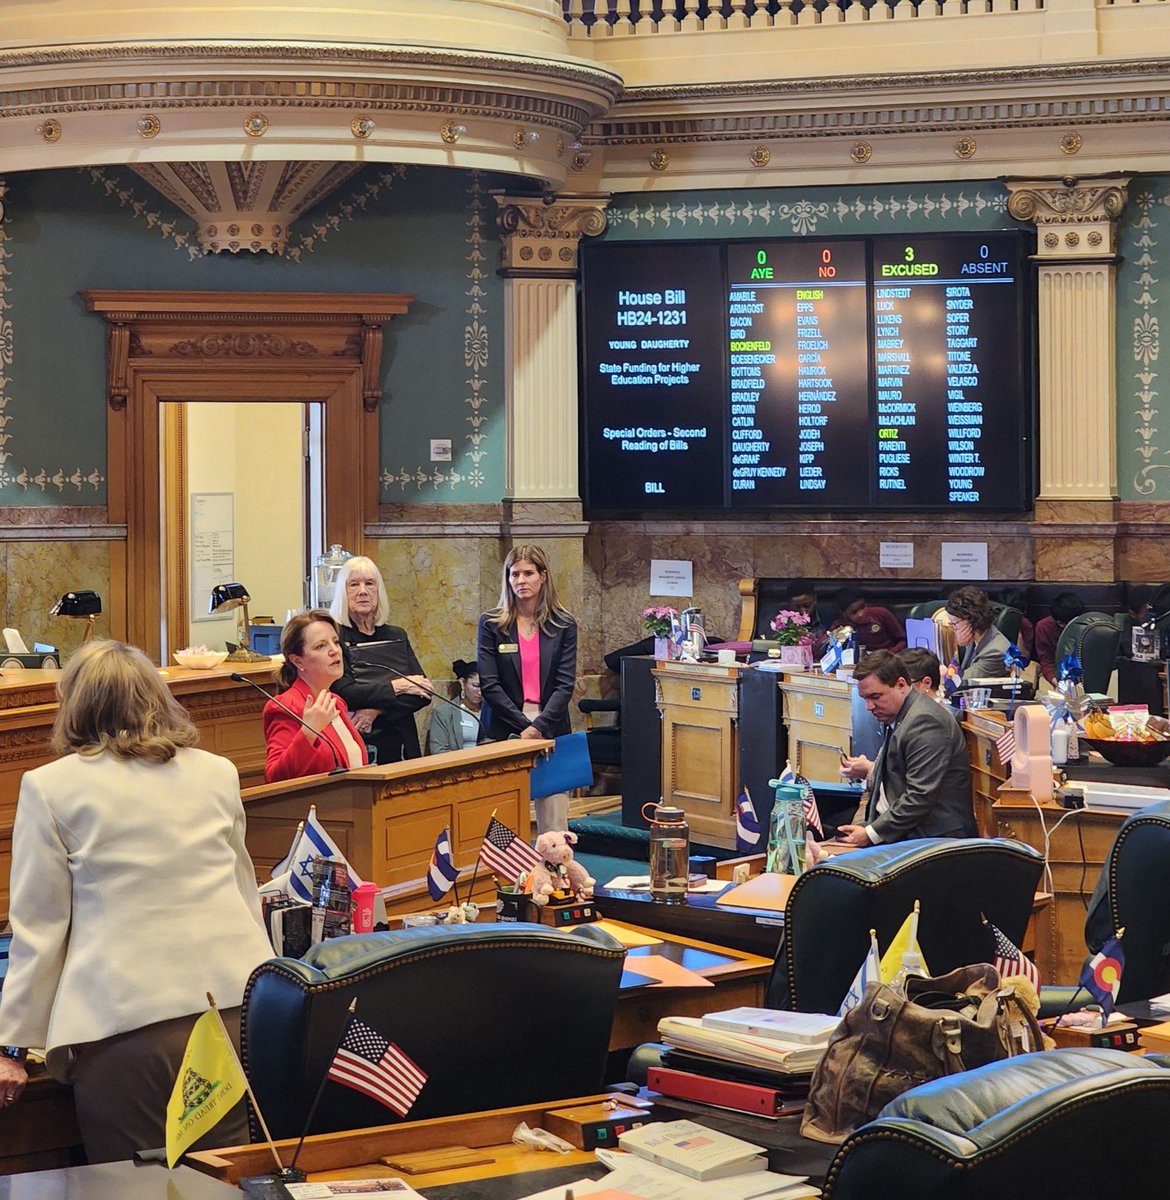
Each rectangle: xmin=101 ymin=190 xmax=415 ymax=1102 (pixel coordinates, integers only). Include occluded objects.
xmin=328 ymin=555 xmax=431 ymax=764
xmin=0 ymin=640 xmax=272 ymax=1161
xmin=477 ymin=544 xmax=578 ymax=832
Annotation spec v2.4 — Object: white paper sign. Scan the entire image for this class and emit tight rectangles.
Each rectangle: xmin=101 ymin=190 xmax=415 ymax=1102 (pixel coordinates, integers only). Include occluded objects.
xmin=429 ymin=439 xmax=452 ymax=462
xmin=649 ymin=559 xmax=693 ymax=598
xmin=941 ymin=541 xmax=989 ymax=581
xmin=880 ymin=541 xmax=914 ymax=569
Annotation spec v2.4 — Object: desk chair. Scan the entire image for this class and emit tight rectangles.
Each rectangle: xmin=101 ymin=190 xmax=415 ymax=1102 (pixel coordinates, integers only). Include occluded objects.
xmin=767 ymin=838 xmax=1044 ymax=1013
xmin=1053 ymin=611 xmax=1121 ymax=695
xmin=823 ymin=1048 xmax=1170 ymax=1199
xmin=241 ymin=922 xmax=626 ymax=1139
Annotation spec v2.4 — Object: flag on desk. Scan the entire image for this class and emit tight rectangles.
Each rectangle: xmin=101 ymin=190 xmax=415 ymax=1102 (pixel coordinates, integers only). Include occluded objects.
xmin=735 ymin=787 xmax=761 ymax=852
xmin=288 ymin=806 xmax=362 ymax=903
xmin=479 ymin=815 xmax=542 ymax=884
xmin=880 ymin=901 xmax=928 ymax=985
xmin=995 ymin=725 xmax=1017 ymax=768
xmin=942 ymin=657 xmax=962 ymax=696
xmin=777 ymin=762 xmax=823 ymax=837
xmin=328 ymin=1016 xmax=427 ymax=1118
xmin=986 ymin=917 xmax=1040 ymax=989
xmin=1080 ymin=931 xmax=1126 ymax=1016
xmin=427 ymin=826 xmax=460 ymax=902
xmin=838 ymin=929 xmax=881 ymax=1017
xmin=165 ymin=1007 xmax=247 ymax=1167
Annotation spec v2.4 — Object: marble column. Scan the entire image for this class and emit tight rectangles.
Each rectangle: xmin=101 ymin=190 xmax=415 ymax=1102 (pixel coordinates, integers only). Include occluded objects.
xmin=1005 ymin=175 xmax=1131 ymax=580
xmin=493 ymin=192 xmax=610 ymax=671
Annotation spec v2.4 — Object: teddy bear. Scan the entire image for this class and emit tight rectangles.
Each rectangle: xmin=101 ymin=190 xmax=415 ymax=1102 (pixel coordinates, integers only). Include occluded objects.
xmin=526 ymin=830 xmax=595 ymax=907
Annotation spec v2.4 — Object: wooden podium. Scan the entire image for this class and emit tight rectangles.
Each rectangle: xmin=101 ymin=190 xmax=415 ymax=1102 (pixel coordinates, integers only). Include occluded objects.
xmin=654 ymin=659 xmax=743 ymax=848
xmin=242 ymin=740 xmax=550 ymax=913
xmin=0 ymin=659 xmax=278 ymax=924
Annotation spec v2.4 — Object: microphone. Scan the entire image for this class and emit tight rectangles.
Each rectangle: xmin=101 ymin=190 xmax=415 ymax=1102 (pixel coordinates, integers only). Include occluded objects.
xmin=231 ymin=672 xmax=348 ymax=775
xmin=371 ymin=659 xmax=489 ymax=744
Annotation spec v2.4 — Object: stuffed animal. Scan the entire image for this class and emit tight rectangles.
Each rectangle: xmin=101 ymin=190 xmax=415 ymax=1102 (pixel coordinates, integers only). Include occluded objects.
xmin=527 ymin=830 xmax=595 ymax=907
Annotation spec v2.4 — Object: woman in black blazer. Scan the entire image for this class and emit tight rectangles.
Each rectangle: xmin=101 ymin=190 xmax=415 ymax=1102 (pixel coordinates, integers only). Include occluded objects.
xmin=477 ymin=543 xmax=578 ymax=833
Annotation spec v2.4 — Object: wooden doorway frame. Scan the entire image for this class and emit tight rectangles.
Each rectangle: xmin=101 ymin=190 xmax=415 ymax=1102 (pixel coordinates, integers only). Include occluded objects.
xmin=82 ymin=291 xmax=413 ymax=660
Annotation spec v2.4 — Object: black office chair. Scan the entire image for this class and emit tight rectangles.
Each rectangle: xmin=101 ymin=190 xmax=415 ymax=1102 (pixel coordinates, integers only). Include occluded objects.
xmin=1053 ymin=611 xmax=1121 ymax=694
xmin=767 ymin=838 xmax=1044 ymax=1013
xmin=823 ymin=1048 xmax=1170 ymax=1198
xmin=991 ymin=603 xmax=1024 ymax=646
xmin=241 ymin=922 xmax=626 ymax=1138
xmin=578 ymin=696 xmax=621 ymax=779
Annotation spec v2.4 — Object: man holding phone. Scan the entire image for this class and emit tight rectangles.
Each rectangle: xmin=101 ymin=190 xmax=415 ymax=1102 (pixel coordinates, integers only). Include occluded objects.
xmin=836 ymin=650 xmax=975 ymax=848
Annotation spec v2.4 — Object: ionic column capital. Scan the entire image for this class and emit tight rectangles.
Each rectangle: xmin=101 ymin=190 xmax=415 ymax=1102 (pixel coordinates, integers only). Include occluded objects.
xmin=1005 ymin=174 xmax=1132 ymax=259
xmin=492 ymin=191 xmax=610 ymax=274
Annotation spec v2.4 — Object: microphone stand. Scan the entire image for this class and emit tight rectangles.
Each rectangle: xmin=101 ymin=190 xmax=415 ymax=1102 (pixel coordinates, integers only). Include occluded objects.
xmin=232 ymin=671 xmax=348 ymax=775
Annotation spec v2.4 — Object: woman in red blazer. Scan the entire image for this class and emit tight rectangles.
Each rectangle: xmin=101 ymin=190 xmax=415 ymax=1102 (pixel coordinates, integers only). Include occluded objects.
xmin=264 ymin=610 xmax=368 ymax=782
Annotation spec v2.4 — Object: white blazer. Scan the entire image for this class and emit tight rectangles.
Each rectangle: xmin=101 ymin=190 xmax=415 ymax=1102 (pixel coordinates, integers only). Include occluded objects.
xmin=0 ymin=747 xmax=272 ymax=1068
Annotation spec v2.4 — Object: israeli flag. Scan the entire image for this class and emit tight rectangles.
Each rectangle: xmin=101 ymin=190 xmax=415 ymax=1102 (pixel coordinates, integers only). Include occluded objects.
xmin=427 ymin=827 xmax=460 ymax=901
xmin=288 ymin=806 xmax=362 ymax=902
xmin=838 ymin=930 xmax=881 ymax=1017
xmin=735 ymin=787 xmax=761 ymax=852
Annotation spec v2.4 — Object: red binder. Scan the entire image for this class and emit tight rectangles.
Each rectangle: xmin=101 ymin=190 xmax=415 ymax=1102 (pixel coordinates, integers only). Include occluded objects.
xmin=647 ymin=1066 xmax=802 ymax=1117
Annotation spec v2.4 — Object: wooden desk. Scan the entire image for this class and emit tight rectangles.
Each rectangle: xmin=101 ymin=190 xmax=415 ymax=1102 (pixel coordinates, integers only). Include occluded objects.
xmin=0 ymin=1068 xmax=83 ymax=1176
xmin=609 ymin=922 xmax=773 ymax=1053
xmin=654 ymin=660 xmax=744 ymax=848
xmin=242 ymin=741 xmax=550 ymax=913
xmin=777 ymin=669 xmax=854 ymax=787
xmin=0 ymin=659 xmax=278 ymax=924
xmin=0 ymin=1163 xmax=240 ymax=1197
xmin=995 ymin=794 xmax=1123 ymax=985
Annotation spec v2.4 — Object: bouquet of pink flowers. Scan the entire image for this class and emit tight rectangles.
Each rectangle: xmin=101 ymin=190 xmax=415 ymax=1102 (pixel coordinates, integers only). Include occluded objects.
xmin=643 ymin=606 xmax=678 ymax=637
xmin=769 ymin=609 xmax=813 ymax=646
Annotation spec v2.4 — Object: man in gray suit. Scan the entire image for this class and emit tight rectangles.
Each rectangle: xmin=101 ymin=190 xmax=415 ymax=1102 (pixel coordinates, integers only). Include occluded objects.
xmin=837 ymin=651 xmax=976 ymax=847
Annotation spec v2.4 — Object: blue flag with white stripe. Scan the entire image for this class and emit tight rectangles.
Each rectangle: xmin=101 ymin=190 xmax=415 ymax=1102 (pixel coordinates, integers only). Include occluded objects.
xmin=289 ymin=806 xmax=362 ymax=902
xmin=735 ymin=787 xmax=761 ymax=852
xmin=427 ymin=827 xmax=460 ymax=901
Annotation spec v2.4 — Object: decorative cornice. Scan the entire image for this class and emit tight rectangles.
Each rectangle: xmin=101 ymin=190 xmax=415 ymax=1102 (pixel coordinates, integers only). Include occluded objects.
xmin=1005 ymin=176 xmax=1130 ymax=225
xmin=0 ymin=43 xmax=622 ymax=126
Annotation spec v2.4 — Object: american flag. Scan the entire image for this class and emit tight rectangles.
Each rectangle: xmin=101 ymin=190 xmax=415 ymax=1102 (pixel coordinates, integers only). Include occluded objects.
xmin=479 ymin=816 xmax=541 ymax=884
xmin=778 ymin=762 xmax=823 ymax=836
xmin=327 ymin=1017 xmax=427 ymax=1118
xmin=995 ymin=726 xmax=1016 ymax=766
xmin=987 ymin=919 xmax=1040 ymax=989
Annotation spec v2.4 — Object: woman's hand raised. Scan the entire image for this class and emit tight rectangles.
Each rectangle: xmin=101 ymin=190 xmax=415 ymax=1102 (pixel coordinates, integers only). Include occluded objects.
xmin=301 ymin=688 xmax=340 ymax=739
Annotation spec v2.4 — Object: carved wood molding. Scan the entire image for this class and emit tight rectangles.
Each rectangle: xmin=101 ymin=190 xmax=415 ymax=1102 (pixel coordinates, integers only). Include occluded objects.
xmin=82 ymin=290 xmax=412 ymax=413
xmin=80 ymin=290 xmax=411 ymax=659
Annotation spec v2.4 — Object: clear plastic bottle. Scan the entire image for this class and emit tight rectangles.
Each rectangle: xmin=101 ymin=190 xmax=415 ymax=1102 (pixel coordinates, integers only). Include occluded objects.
xmin=766 ymin=780 xmax=808 ymax=876
xmin=643 ymin=803 xmax=690 ymax=904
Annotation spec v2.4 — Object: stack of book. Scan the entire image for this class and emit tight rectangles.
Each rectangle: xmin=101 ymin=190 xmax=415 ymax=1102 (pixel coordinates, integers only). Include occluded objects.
xmin=648 ymin=1008 xmax=838 ymax=1121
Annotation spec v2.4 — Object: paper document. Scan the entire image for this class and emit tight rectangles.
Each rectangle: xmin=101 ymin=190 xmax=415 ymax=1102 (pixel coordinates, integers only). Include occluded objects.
xmin=595 ymin=920 xmax=664 ymax=948
xmin=625 ymin=954 xmax=715 ymax=988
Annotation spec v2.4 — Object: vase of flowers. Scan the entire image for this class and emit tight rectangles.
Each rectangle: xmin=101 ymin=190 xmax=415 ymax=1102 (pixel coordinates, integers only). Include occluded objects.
xmin=644 ymin=606 xmax=678 ymax=660
xmin=769 ymin=609 xmax=814 ymax=669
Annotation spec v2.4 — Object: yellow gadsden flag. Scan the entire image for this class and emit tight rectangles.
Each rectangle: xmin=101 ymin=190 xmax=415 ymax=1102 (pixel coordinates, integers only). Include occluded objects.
xmin=165 ymin=1009 xmax=247 ymax=1168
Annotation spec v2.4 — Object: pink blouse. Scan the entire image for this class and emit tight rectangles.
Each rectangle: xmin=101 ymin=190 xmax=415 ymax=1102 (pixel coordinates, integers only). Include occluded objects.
xmin=519 ymin=629 xmax=541 ymax=705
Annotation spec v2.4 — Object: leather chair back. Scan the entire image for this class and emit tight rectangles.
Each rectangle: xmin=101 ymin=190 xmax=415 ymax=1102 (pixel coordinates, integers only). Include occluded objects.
xmin=241 ymin=922 xmax=626 ymax=1138
xmin=1085 ymin=799 xmax=1170 ymax=1003
xmin=766 ymin=838 xmax=1044 ymax=1013
xmin=824 ymin=1048 xmax=1170 ymax=1199
xmin=1054 ymin=612 xmax=1121 ymax=694
xmin=990 ymin=603 xmax=1023 ymax=645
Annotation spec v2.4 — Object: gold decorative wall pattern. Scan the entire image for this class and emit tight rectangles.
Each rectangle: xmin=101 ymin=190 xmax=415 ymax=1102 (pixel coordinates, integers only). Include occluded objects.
xmin=380 ymin=171 xmax=491 ymax=494
xmin=1130 ymin=185 xmax=1164 ymax=496
xmin=0 ymin=187 xmax=105 ymax=496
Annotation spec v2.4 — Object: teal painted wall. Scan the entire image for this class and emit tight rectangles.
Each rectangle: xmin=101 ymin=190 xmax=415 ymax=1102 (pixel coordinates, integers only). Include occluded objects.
xmin=1117 ymin=175 xmax=1170 ymax=501
xmin=0 ymin=164 xmax=506 ymax=506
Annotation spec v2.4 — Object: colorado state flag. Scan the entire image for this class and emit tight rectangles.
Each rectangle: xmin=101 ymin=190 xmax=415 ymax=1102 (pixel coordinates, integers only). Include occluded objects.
xmin=735 ymin=787 xmax=761 ymax=851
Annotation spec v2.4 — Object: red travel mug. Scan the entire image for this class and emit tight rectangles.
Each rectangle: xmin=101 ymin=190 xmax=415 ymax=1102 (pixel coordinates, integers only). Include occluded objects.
xmin=351 ymin=882 xmax=377 ymax=933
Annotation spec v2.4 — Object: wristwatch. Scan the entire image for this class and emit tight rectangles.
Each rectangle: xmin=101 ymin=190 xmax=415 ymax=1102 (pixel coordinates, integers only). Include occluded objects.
xmin=0 ymin=1046 xmax=26 ymax=1064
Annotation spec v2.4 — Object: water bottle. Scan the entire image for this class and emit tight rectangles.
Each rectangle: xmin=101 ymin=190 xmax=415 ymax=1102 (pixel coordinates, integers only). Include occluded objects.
xmin=642 ymin=802 xmax=690 ymax=905
xmin=766 ymin=780 xmax=808 ymax=876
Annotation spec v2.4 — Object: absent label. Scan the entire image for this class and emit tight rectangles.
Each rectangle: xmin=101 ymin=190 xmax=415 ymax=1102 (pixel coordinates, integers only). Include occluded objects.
xmin=941 ymin=541 xmax=989 ymax=580
xmin=650 ymin=559 xmax=694 ymax=597
xmin=880 ymin=541 xmax=915 ymax=568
